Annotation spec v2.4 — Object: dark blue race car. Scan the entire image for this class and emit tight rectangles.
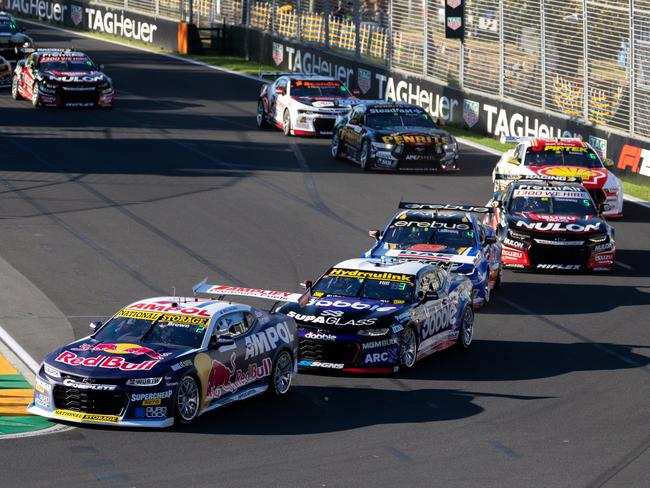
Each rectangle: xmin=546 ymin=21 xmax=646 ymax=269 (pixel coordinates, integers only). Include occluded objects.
xmin=365 ymin=203 xmax=503 ymax=308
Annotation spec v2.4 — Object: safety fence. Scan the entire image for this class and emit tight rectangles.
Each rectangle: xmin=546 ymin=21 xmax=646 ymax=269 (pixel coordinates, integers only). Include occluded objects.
xmin=91 ymin=0 xmax=649 ymax=139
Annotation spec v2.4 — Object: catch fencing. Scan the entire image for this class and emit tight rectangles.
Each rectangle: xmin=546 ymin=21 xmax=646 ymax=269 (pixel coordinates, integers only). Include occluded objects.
xmin=94 ymin=0 xmax=649 ymax=140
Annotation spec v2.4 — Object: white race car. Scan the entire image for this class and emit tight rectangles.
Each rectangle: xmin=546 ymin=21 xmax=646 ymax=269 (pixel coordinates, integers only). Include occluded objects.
xmin=256 ymin=72 xmax=359 ymax=136
xmin=492 ymin=137 xmax=623 ymax=218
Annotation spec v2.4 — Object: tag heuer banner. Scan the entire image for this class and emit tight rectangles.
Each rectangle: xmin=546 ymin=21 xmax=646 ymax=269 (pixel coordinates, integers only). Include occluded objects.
xmin=445 ymin=0 xmax=464 ymax=39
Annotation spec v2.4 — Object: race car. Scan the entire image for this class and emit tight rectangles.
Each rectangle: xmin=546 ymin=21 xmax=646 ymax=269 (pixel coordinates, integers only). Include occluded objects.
xmin=28 ymin=291 xmax=298 ymax=428
xmin=0 ymin=15 xmax=33 ymax=64
xmin=492 ymin=137 xmax=623 ymax=218
xmin=0 ymin=54 xmax=10 ymax=88
xmin=331 ymin=101 xmax=460 ymax=171
xmin=276 ymin=258 xmax=474 ymax=374
xmin=364 ymin=202 xmax=502 ymax=308
xmin=256 ymin=72 xmax=359 ymax=136
xmin=12 ymin=48 xmax=115 ymax=108
xmin=487 ymin=175 xmax=616 ymax=272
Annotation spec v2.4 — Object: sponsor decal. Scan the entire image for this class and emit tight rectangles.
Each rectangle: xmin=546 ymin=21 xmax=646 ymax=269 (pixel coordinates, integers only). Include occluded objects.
xmin=74 ymin=342 xmax=168 ymax=360
xmin=357 ymin=67 xmax=371 ymax=94
xmin=526 ymin=213 xmax=580 ymax=223
xmin=170 ymin=359 xmax=193 ymax=372
xmin=126 ymin=302 xmax=212 ymax=317
xmin=304 ymin=331 xmax=337 ymax=341
xmin=206 ymin=353 xmax=272 ymax=399
xmin=536 ymin=264 xmax=581 ymax=270
xmin=502 ymin=237 xmax=526 ymax=249
xmin=35 ymin=392 xmax=50 ymax=408
xmin=54 ymin=409 xmax=119 ymax=423
xmin=63 ymin=378 xmax=117 ymax=391
xmin=56 ymin=351 xmax=159 ymax=371
xmin=298 ymin=360 xmax=344 ymax=369
xmin=85 ymin=8 xmax=158 ymax=44
xmin=617 ymin=144 xmax=650 ymax=177
xmin=594 ymin=242 xmax=613 ymax=252
xmin=327 ymin=268 xmax=414 ymax=284
xmin=35 ymin=378 xmax=52 ymax=393
xmin=535 ymin=167 xmax=608 ymax=186
xmin=145 ymin=406 xmax=166 ymax=418
xmin=447 ymin=0 xmax=461 ymax=7
xmin=142 ymin=398 xmax=161 ymax=406
xmin=394 ymin=220 xmax=470 ymax=230
xmin=414 ymin=293 xmax=458 ymax=341
xmin=588 ymin=135 xmax=607 ymax=160
xmin=594 ymin=254 xmax=613 ymax=263
xmin=400 ymin=203 xmax=491 ymax=213
xmin=308 ymin=298 xmax=398 ymax=312
xmin=272 ymin=42 xmax=284 ymax=66
xmin=463 ymin=99 xmax=480 ymax=128
xmin=381 ymin=133 xmax=436 ymax=145
xmin=289 ymin=311 xmax=376 ymax=327
xmin=533 ymin=238 xmax=584 ymax=246
xmin=362 ymin=347 xmax=399 ymax=365
xmin=392 ymin=324 xmax=404 ymax=333
xmin=447 ymin=16 xmax=462 ymax=30
xmin=515 ymin=221 xmax=601 ymax=233
xmin=205 ymin=285 xmax=300 ymax=302
xmin=70 ymin=4 xmax=82 ymax=25
xmin=244 ymin=321 xmax=294 ymax=359
xmin=513 ymin=189 xmax=587 ymax=198
xmin=362 ymin=338 xmax=398 ymax=350
xmin=4 ymin=0 xmax=67 ymax=22
xmin=130 ymin=391 xmax=173 ymax=402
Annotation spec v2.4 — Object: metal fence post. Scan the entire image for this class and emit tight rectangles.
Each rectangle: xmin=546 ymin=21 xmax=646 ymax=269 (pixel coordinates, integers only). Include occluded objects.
xmin=354 ymin=0 xmax=360 ymax=58
xmin=540 ymin=0 xmax=546 ymax=110
xmin=422 ymin=0 xmax=428 ymax=77
xmin=325 ymin=0 xmax=330 ymax=48
xmin=271 ymin=0 xmax=277 ymax=34
xmin=630 ymin=0 xmax=635 ymax=134
xmin=297 ymin=0 xmax=302 ymax=41
xmin=388 ymin=0 xmax=393 ymax=69
xmin=499 ymin=0 xmax=504 ymax=98
xmin=155 ymin=0 xmax=159 ymax=16
xmin=582 ymin=0 xmax=589 ymax=123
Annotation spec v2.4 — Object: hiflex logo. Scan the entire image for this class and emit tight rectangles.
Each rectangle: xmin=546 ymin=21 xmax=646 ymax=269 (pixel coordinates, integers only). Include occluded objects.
xmin=75 ymin=342 xmax=165 ymax=360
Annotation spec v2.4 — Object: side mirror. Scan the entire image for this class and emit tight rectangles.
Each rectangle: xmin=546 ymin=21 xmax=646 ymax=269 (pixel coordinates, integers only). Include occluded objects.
xmin=369 ymin=229 xmax=382 ymax=241
xmin=210 ymin=335 xmax=234 ymax=349
xmin=275 ymin=87 xmax=286 ymax=95
xmin=98 ymin=64 xmax=105 ymax=71
xmin=599 ymin=202 xmax=612 ymax=213
xmin=89 ymin=321 xmax=102 ymax=332
xmin=603 ymin=158 xmax=615 ymax=168
xmin=484 ymin=235 xmax=497 ymax=245
xmin=299 ymin=280 xmax=313 ymax=290
xmin=507 ymin=157 xmax=520 ymax=165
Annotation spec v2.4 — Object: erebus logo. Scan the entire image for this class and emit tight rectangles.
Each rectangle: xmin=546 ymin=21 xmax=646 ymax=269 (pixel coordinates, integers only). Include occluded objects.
xmin=401 ymin=203 xmax=491 ymax=213
xmin=536 ymin=264 xmax=581 ymax=270
xmin=515 ymin=221 xmax=601 ymax=233
xmin=85 ymin=8 xmax=158 ymax=43
xmin=304 ymin=331 xmax=336 ymax=341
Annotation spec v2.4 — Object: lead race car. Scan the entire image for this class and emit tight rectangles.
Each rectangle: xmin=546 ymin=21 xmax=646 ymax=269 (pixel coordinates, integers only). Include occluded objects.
xmin=492 ymin=137 xmax=623 ymax=218
xmin=488 ymin=175 xmax=616 ymax=272
xmin=276 ymin=258 xmax=475 ymax=374
xmin=0 ymin=14 xmax=34 ymax=66
xmin=256 ymin=72 xmax=359 ymax=136
xmin=12 ymin=48 xmax=114 ymax=108
xmin=364 ymin=202 xmax=502 ymax=308
xmin=331 ymin=101 xmax=460 ymax=171
xmin=28 ymin=291 xmax=298 ymax=428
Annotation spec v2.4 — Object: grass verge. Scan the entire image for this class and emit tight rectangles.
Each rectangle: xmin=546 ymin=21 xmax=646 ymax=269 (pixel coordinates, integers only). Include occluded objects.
xmin=622 ymin=177 xmax=650 ymax=202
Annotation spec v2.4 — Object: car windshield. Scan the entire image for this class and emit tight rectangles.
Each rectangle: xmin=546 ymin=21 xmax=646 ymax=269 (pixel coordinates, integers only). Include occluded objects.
xmin=312 ymin=268 xmax=414 ymax=302
xmin=523 ymin=145 xmax=602 ymax=168
xmin=0 ymin=19 xmax=18 ymax=33
xmin=290 ymin=80 xmax=351 ymax=97
xmin=94 ymin=314 xmax=208 ymax=349
xmin=367 ymin=109 xmax=436 ymax=129
xmin=509 ymin=187 xmax=597 ymax=216
xmin=39 ymin=56 xmax=96 ymax=72
xmin=382 ymin=220 xmax=477 ymax=250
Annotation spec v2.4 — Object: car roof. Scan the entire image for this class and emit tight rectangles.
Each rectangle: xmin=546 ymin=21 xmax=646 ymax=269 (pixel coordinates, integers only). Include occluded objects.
xmin=360 ymin=100 xmax=422 ymax=109
xmin=36 ymin=50 xmax=89 ymax=58
xmin=287 ymin=75 xmax=340 ymax=82
xmin=510 ymin=180 xmax=587 ymax=191
xmin=121 ymin=297 xmax=246 ymax=319
xmin=331 ymin=258 xmax=430 ymax=275
xmin=519 ymin=138 xmax=587 ymax=149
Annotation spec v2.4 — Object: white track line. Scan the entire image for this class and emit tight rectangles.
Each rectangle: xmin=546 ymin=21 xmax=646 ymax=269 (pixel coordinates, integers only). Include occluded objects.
xmin=616 ymin=261 xmax=635 ymax=271
xmin=0 ymin=324 xmax=39 ymax=374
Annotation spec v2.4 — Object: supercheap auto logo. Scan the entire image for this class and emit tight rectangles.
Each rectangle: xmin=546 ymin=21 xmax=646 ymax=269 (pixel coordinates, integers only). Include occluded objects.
xmin=327 ymin=268 xmax=414 ymax=283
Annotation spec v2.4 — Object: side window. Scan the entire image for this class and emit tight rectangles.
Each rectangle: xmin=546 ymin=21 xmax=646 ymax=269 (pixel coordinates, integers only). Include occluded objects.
xmin=478 ymin=224 xmax=486 ymax=244
xmin=27 ymin=55 xmax=35 ymax=69
xmin=350 ymin=107 xmax=364 ymax=124
xmin=216 ymin=312 xmax=252 ymax=338
xmin=513 ymin=144 xmax=523 ymax=163
xmin=419 ymin=270 xmax=441 ymax=293
xmin=276 ymin=78 xmax=287 ymax=93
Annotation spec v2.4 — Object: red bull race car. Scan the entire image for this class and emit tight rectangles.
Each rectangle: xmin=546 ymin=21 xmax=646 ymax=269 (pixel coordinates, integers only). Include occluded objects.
xmin=28 ymin=287 xmax=298 ymax=428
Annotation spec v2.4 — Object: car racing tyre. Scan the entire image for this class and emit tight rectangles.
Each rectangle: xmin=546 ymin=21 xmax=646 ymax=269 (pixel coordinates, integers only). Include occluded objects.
xmin=282 ymin=109 xmax=292 ymax=136
xmin=360 ymin=140 xmax=372 ymax=171
xmin=31 ymin=82 xmax=40 ymax=107
xmin=11 ymin=77 xmax=20 ymax=100
xmin=457 ymin=306 xmax=474 ymax=350
xmin=256 ymin=100 xmax=269 ymax=128
xmin=175 ymin=374 xmax=200 ymax=424
xmin=331 ymin=130 xmax=344 ymax=160
xmin=268 ymin=349 xmax=293 ymax=397
xmin=399 ymin=326 xmax=418 ymax=370
xmin=494 ymin=268 xmax=502 ymax=290
xmin=482 ymin=280 xmax=491 ymax=307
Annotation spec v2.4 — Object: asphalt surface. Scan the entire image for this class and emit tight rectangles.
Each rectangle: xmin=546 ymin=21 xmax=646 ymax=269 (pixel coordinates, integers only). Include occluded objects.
xmin=1 ymin=22 xmax=649 ymax=488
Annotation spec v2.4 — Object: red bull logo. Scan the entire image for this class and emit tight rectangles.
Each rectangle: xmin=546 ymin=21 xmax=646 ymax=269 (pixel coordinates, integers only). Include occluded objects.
xmin=77 ymin=343 xmax=166 ymax=360
xmin=55 ymin=351 xmax=159 ymax=371
xmin=206 ymin=353 xmax=273 ymax=400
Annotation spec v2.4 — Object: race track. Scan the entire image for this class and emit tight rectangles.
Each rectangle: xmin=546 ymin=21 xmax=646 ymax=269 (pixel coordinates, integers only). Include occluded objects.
xmin=1 ymin=22 xmax=650 ymax=488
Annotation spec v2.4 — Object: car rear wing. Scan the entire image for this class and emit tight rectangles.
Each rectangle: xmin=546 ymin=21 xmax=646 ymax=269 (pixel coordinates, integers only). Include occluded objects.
xmin=258 ymin=71 xmax=324 ymax=80
xmin=503 ymin=136 xmax=583 ymax=144
xmin=192 ymin=279 xmax=305 ymax=304
xmin=494 ymin=173 xmax=583 ymax=183
xmin=399 ymin=202 xmax=493 ymax=214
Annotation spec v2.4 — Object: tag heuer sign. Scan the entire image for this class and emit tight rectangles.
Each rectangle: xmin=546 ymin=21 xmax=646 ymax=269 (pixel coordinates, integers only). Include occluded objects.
xmin=447 ymin=17 xmax=462 ymax=30
xmin=357 ymin=68 xmax=371 ymax=94
xmin=445 ymin=0 xmax=464 ymax=39
xmin=272 ymin=42 xmax=284 ymax=66
xmin=71 ymin=5 xmax=83 ymax=26
xmin=463 ymin=99 xmax=479 ymax=128
xmin=447 ymin=0 xmax=461 ymax=8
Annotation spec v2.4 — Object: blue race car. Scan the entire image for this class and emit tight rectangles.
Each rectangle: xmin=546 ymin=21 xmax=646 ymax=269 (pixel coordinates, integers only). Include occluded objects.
xmin=365 ymin=202 xmax=503 ymax=308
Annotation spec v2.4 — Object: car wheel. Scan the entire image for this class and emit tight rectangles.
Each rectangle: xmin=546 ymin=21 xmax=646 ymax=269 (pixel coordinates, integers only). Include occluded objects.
xmin=256 ymin=100 xmax=269 ymax=128
xmin=282 ymin=109 xmax=292 ymax=136
xmin=457 ymin=306 xmax=474 ymax=350
xmin=360 ymin=140 xmax=372 ymax=171
xmin=31 ymin=82 xmax=40 ymax=108
xmin=268 ymin=349 xmax=293 ymax=397
xmin=175 ymin=374 xmax=200 ymax=424
xmin=331 ymin=130 xmax=344 ymax=160
xmin=11 ymin=77 xmax=20 ymax=100
xmin=399 ymin=326 xmax=418 ymax=369
xmin=494 ymin=268 xmax=502 ymax=290
xmin=482 ymin=279 xmax=491 ymax=306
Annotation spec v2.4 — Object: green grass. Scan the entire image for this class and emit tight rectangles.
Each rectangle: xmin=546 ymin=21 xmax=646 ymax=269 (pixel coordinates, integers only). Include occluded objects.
xmin=622 ymin=177 xmax=650 ymax=202
xmin=445 ymin=126 xmax=510 ymax=153
xmin=185 ymin=54 xmax=275 ymax=76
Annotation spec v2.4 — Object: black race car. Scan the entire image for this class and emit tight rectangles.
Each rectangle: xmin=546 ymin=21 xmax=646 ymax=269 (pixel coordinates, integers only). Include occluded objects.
xmin=0 ymin=15 xmax=33 ymax=65
xmin=0 ymin=54 xmax=10 ymax=88
xmin=487 ymin=175 xmax=615 ymax=272
xmin=331 ymin=101 xmax=459 ymax=171
xmin=12 ymin=48 xmax=115 ymax=108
